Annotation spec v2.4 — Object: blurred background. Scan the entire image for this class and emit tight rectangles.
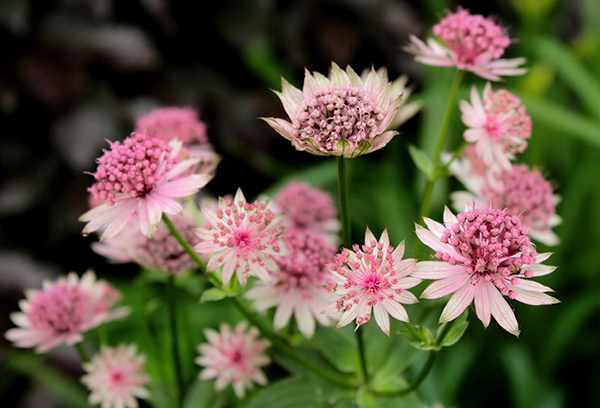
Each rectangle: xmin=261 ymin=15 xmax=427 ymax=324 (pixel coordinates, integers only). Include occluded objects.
xmin=1 ymin=0 xmax=599 ymax=407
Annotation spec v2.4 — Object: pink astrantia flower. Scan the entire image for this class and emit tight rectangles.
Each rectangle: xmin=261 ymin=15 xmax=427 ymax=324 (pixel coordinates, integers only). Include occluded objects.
xmin=81 ymin=344 xmax=150 ymax=408
xmin=196 ymin=322 xmax=270 ymax=398
xmin=135 ymin=106 xmax=220 ymax=175
xmin=262 ymin=62 xmax=402 ymax=158
xmin=323 ymin=228 xmax=420 ymax=335
xmin=273 ymin=181 xmax=339 ymax=244
xmin=245 ymin=229 xmax=339 ymax=338
xmin=450 ymin=158 xmax=561 ymax=246
xmin=413 ymin=206 xmax=559 ymax=336
xmin=79 ymin=132 xmax=212 ymax=240
xmin=405 ymin=8 xmax=526 ymax=81
xmin=5 ymin=270 xmax=129 ymax=352
xmin=92 ymin=214 xmax=202 ymax=274
xmin=194 ymin=188 xmax=286 ymax=286
xmin=460 ymin=83 xmax=532 ymax=170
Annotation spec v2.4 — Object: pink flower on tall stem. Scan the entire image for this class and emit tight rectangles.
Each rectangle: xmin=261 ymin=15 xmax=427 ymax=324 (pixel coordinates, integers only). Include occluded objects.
xmin=196 ymin=322 xmax=270 ymax=398
xmin=262 ymin=62 xmax=403 ymax=158
xmin=460 ymin=83 xmax=531 ymax=169
xmin=81 ymin=344 xmax=150 ymax=408
xmin=245 ymin=229 xmax=339 ymax=338
xmin=194 ymin=188 xmax=286 ymax=286
xmin=405 ymin=8 xmax=526 ymax=81
xmin=450 ymin=159 xmax=561 ymax=246
xmin=414 ymin=207 xmax=559 ymax=336
xmin=5 ymin=270 xmax=129 ymax=352
xmin=79 ymin=132 xmax=212 ymax=240
xmin=323 ymin=228 xmax=420 ymax=335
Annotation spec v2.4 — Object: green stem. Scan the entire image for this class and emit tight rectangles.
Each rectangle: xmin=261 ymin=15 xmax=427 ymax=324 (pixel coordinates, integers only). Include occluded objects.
xmin=162 ymin=213 xmax=355 ymax=389
xmin=167 ymin=275 xmax=185 ymax=407
xmin=74 ymin=342 xmax=90 ymax=363
xmin=418 ymin=69 xmax=466 ymax=221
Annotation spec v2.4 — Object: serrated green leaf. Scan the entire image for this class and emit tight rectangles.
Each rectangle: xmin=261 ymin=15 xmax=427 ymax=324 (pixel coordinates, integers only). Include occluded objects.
xmin=398 ymin=323 xmax=437 ymax=351
xmin=408 ymin=145 xmax=434 ymax=180
xmin=199 ymin=288 xmax=227 ymax=303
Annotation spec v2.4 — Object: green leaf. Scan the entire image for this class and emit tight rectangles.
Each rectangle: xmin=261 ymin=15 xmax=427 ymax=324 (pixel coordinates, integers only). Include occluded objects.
xmin=199 ymin=288 xmax=227 ymax=303
xmin=437 ymin=311 xmax=469 ymax=348
xmin=183 ymin=376 xmax=229 ymax=408
xmin=408 ymin=145 xmax=434 ymax=180
xmin=398 ymin=323 xmax=437 ymax=351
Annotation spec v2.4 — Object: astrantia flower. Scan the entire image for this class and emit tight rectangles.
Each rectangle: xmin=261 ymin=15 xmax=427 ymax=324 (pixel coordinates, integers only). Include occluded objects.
xmin=405 ymin=8 xmax=526 ymax=81
xmin=79 ymin=132 xmax=212 ymax=240
xmin=262 ymin=62 xmax=402 ymax=158
xmin=460 ymin=83 xmax=531 ymax=169
xmin=273 ymin=181 xmax=339 ymax=244
xmin=323 ymin=228 xmax=420 ymax=335
xmin=194 ymin=188 xmax=286 ymax=286
xmin=5 ymin=270 xmax=129 ymax=352
xmin=135 ymin=106 xmax=220 ymax=175
xmin=414 ymin=207 xmax=559 ymax=336
xmin=92 ymin=214 xmax=202 ymax=274
xmin=245 ymin=229 xmax=339 ymax=338
xmin=383 ymin=72 xmax=423 ymax=128
xmin=450 ymin=159 xmax=561 ymax=246
xmin=196 ymin=322 xmax=270 ymax=398
xmin=81 ymin=344 xmax=150 ymax=408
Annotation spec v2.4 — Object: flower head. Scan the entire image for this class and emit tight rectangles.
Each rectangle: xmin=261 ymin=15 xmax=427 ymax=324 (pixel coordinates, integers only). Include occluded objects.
xmin=246 ymin=229 xmax=339 ymax=338
xmin=194 ymin=188 xmax=286 ymax=286
xmin=92 ymin=214 xmax=202 ymax=274
xmin=196 ymin=322 xmax=270 ymax=398
xmin=274 ymin=181 xmax=339 ymax=244
xmin=262 ymin=62 xmax=402 ymax=158
xmin=79 ymin=132 xmax=212 ymax=240
xmin=323 ymin=228 xmax=420 ymax=335
xmin=135 ymin=106 xmax=220 ymax=175
xmin=405 ymin=8 xmax=526 ymax=81
xmin=414 ymin=206 xmax=559 ymax=336
xmin=450 ymin=159 xmax=561 ymax=246
xmin=5 ymin=270 xmax=129 ymax=352
xmin=460 ymin=83 xmax=531 ymax=169
xmin=81 ymin=344 xmax=150 ymax=408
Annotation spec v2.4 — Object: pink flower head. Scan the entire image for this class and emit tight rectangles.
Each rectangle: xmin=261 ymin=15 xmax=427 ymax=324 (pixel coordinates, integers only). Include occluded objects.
xmin=414 ymin=206 xmax=559 ymax=336
xmin=245 ymin=229 xmax=339 ymax=338
xmin=196 ymin=322 xmax=270 ymax=398
xmin=274 ymin=181 xmax=339 ymax=244
xmin=262 ymin=62 xmax=402 ymax=158
xmin=81 ymin=344 xmax=150 ymax=408
xmin=323 ymin=228 xmax=420 ymax=335
xmin=194 ymin=188 xmax=287 ymax=286
xmin=135 ymin=106 xmax=220 ymax=175
xmin=92 ymin=214 xmax=202 ymax=274
xmin=460 ymin=83 xmax=532 ymax=169
xmin=5 ymin=270 xmax=129 ymax=352
xmin=405 ymin=8 xmax=526 ymax=81
xmin=450 ymin=160 xmax=561 ymax=246
xmin=79 ymin=132 xmax=212 ymax=240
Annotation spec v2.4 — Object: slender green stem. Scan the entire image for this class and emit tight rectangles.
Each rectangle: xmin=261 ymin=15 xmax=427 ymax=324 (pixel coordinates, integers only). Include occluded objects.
xmin=166 ymin=275 xmax=185 ymax=407
xmin=418 ymin=69 xmax=466 ymax=221
xmin=74 ymin=342 xmax=90 ymax=363
xmin=162 ymin=212 xmax=355 ymax=388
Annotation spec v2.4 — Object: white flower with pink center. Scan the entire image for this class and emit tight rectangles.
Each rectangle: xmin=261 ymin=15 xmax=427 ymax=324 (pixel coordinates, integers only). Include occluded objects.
xmin=196 ymin=322 xmax=270 ymax=398
xmin=273 ymin=181 xmax=339 ymax=244
xmin=460 ymin=83 xmax=532 ymax=170
xmin=414 ymin=207 xmax=559 ymax=336
xmin=323 ymin=228 xmax=420 ymax=335
xmin=135 ymin=106 xmax=220 ymax=175
xmin=194 ymin=188 xmax=286 ymax=286
xmin=81 ymin=344 xmax=150 ymax=408
xmin=450 ymin=159 xmax=561 ymax=246
xmin=245 ymin=229 xmax=339 ymax=339
xmin=79 ymin=132 xmax=212 ymax=240
xmin=5 ymin=270 xmax=129 ymax=352
xmin=262 ymin=62 xmax=402 ymax=158
xmin=405 ymin=8 xmax=526 ymax=81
